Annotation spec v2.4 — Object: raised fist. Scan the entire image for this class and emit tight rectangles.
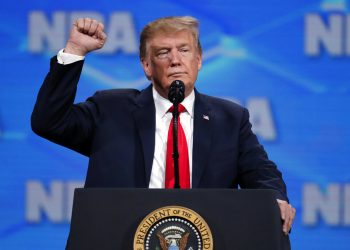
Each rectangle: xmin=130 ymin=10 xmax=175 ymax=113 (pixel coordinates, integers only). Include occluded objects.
xmin=64 ymin=18 xmax=107 ymax=56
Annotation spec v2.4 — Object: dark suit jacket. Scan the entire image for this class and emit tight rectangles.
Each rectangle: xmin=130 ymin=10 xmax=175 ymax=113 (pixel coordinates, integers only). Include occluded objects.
xmin=31 ymin=57 xmax=288 ymax=201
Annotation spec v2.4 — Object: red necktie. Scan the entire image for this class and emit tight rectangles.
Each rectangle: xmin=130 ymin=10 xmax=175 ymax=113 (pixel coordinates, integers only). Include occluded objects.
xmin=165 ymin=104 xmax=190 ymax=188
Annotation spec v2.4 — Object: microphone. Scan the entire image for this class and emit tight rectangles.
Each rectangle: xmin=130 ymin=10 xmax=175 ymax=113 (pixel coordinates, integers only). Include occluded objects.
xmin=168 ymin=80 xmax=185 ymax=104
xmin=167 ymin=80 xmax=185 ymax=189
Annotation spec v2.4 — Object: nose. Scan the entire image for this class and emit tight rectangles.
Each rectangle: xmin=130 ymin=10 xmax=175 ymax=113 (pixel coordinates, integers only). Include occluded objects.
xmin=169 ymin=50 xmax=181 ymax=66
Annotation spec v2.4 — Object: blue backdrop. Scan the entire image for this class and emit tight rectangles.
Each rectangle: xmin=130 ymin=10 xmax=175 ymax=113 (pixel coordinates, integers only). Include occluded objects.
xmin=1 ymin=0 xmax=349 ymax=249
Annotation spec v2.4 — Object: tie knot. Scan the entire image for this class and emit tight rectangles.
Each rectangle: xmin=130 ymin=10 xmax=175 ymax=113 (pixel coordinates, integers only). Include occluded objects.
xmin=168 ymin=104 xmax=186 ymax=113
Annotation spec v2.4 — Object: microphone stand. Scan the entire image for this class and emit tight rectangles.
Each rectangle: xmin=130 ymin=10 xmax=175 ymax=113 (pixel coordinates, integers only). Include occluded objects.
xmin=168 ymin=79 xmax=185 ymax=189
xmin=172 ymin=102 xmax=180 ymax=189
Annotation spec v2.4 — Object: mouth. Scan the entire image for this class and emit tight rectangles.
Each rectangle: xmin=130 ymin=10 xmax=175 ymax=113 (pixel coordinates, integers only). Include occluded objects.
xmin=168 ymin=72 xmax=187 ymax=77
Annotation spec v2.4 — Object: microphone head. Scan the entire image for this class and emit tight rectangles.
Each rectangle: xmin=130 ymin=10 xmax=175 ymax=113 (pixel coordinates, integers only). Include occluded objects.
xmin=168 ymin=80 xmax=185 ymax=104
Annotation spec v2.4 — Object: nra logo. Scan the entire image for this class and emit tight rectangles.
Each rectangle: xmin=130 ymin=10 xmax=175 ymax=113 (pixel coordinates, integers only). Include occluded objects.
xmin=304 ymin=0 xmax=350 ymax=57
xmin=28 ymin=11 xmax=138 ymax=54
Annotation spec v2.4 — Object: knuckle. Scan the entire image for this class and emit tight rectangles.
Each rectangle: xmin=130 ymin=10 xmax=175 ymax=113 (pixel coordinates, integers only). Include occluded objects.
xmin=76 ymin=19 xmax=83 ymax=25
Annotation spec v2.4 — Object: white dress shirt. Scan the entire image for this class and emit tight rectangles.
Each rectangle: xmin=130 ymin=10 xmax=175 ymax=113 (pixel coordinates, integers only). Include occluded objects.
xmin=149 ymin=87 xmax=194 ymax=188
xmin=57 ymin=49 xmax=85 ymax=64
xmin=56 ymin=50 xmax=195 ymax=188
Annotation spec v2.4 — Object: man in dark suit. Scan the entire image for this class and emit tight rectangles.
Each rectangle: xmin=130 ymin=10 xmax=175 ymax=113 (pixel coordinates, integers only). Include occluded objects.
xmin=31 ymin=16 xmax=295 ymax=234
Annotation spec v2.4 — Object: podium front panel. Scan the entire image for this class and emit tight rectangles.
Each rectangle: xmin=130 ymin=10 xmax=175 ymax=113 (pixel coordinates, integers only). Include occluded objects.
xmin=67 ymin=188 xmax=290 ymax=250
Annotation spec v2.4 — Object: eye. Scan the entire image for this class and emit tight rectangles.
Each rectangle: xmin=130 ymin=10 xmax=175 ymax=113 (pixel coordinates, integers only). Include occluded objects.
xmin=179 ymin=47 xmax=190 ymax=55
xmin=156 ymin=49 xmax=169 ymax=59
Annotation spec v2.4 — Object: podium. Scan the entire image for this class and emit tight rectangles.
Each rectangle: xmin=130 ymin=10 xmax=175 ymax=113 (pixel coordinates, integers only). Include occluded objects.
xmin=66 ymin=188 xmax=290 ymax=250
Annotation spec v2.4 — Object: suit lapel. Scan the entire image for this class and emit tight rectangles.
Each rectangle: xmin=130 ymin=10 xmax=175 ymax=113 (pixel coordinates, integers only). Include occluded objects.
xmin=192 ymin=91 xmax=212 ymax=188
xmin=132 ymin=85 xmax=155 ymax=186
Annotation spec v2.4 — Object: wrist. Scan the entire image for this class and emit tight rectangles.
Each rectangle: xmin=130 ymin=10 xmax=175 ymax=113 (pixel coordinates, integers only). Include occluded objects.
xmin=64 ymin=42 xmax=87 ymax=56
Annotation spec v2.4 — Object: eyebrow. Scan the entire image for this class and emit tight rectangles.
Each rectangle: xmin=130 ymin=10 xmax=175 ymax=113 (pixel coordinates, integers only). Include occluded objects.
xmin=152 ymin=46 xmax=170 ymax=51
xmin=151 ymin=43 xmax=191 ymax=51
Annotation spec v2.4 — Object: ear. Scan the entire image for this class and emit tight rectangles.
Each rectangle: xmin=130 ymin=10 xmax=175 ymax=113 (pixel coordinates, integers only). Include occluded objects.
xmin=141 ymin=58 xmax=152 ymax=80
xmin=197 ymin=53 xmax=202 ymax=70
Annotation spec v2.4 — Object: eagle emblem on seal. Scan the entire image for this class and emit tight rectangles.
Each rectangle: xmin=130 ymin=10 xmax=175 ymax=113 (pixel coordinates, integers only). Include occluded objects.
xmin=156 ymin=226 xmax=190 ymax=250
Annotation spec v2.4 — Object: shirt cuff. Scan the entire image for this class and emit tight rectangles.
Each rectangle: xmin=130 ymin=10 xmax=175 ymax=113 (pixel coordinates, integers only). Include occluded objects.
xmin=57 ymin=49 xmax=85 ymax=65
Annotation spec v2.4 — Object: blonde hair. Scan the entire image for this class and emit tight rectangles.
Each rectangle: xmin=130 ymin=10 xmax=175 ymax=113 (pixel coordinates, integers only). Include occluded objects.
xmin=139 ymin=16 xmax=202 ymax=59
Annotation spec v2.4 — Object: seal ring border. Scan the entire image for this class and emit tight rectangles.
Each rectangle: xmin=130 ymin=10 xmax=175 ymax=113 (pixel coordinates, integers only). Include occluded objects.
xmin=133 ymin=205 xmax=213 ymax=250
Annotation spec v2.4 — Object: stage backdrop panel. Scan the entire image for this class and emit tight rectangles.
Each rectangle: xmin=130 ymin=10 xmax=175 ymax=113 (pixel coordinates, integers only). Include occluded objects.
xmin=0 ymin=0 xmax=349 ymax=249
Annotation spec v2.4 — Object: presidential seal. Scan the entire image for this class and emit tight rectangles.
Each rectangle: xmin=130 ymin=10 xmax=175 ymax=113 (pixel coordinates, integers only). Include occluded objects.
xmin=133 ymin=206 xmax=213 ymax=250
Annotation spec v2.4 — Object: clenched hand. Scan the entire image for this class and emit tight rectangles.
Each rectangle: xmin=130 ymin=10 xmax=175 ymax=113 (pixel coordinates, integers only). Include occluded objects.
xmin=65 ymin=18 xmax=107 ymax=56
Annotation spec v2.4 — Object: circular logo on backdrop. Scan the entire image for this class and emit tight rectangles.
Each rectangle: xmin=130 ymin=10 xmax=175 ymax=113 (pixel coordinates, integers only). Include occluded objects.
xmin=133 ymin=206 xmax=213 ymax=250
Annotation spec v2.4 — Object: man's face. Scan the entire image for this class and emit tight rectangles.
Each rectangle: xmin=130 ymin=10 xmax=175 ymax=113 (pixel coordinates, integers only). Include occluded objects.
xmin=141 ymin=30 xmax=202 ymax=98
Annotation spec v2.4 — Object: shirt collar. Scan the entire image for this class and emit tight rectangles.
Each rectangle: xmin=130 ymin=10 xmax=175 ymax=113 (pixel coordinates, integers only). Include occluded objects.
xmin=152 ymin=86 xmax=195 ymax=118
